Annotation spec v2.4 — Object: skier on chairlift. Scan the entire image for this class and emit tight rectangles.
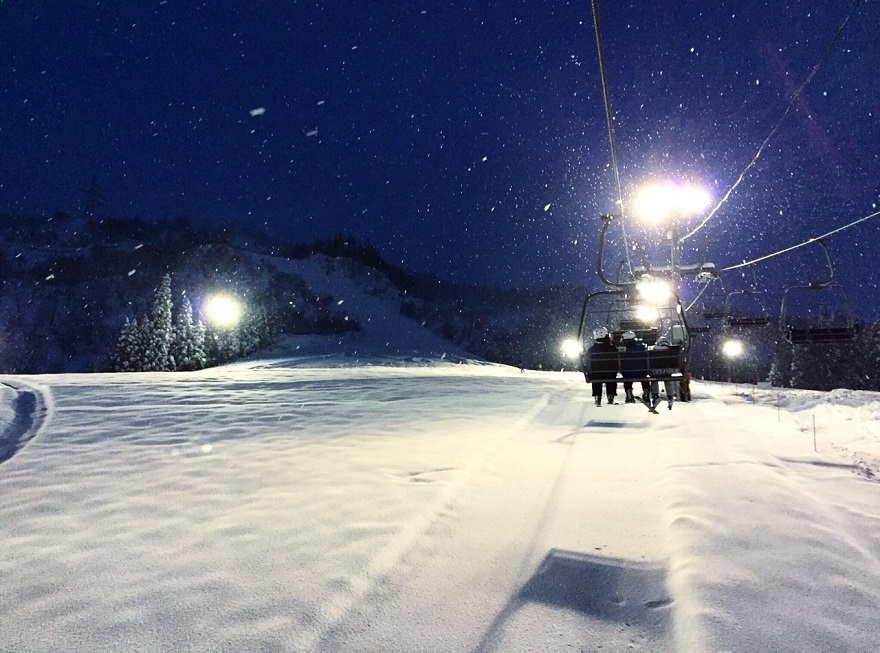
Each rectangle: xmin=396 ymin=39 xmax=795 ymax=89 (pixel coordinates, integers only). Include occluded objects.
xmin=620 ymin=331 xmax=650 ymax=404
xmin=588 ymin=327 xmax=618 ymax=406
xmin=650 ymin=336 xmax=679 ymax=411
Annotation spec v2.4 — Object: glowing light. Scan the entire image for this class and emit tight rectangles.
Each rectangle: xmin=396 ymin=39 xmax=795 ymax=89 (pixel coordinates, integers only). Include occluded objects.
xmin=636 ymin=305 xmax=661 ymax=323
xmin=633 ymin=182 xmax=711 ymax=223
xmin=561 ymin=338 xmax=583 ymax=360
xmin=722 ymin=339 xmax=744 ymax=359
xmin=633 ymin=184 xmax=676 ymax=223
xmin=677 ymin=183 xmax=712 ymax=215
xmin=637 ymin=276 xmax=671 ymax=303
xmin=204 ymin=294 xmax=242 ymax=327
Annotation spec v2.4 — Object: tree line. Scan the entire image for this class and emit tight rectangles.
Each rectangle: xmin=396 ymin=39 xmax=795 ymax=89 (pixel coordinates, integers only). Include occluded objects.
xmin=107 ymin=272 xmax=359 ymax=373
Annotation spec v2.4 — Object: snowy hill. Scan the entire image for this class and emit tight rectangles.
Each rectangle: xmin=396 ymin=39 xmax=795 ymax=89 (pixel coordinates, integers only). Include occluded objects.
xmin=257 ymin=253 xmax=473 ymax=362
xmin=2 ymin=275 xmax=880 ymax=652
xmin=0 ymin=214 xmax=588 ymax=374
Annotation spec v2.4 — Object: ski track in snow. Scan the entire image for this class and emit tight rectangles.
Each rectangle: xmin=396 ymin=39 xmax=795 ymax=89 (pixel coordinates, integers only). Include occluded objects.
xmin=2 ymin=363 xmax=880 ymax=652
xmin=290 ymin=392 xmax=552 ymax=652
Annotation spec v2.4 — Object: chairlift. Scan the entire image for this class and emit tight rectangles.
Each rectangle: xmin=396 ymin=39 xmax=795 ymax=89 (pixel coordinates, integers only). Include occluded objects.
xmin=575 ymin=284 xmax=691 ymax=384
xmin=683 ymin=285 xmax=712 ymax=334
xmin=780 ymin=239 xmax=856 ymax=344
xmin=700 ymin=276 xmax=728 ymax=321
xmin=724 ymin=290 xmax=772 ymax=327
xmin=686 ymin=322 xmax=712 ymax=335
xmin=691 ymin=244 xmax=726 ymax=321
xmin=724 ymin=268 xmax=772 ymax=327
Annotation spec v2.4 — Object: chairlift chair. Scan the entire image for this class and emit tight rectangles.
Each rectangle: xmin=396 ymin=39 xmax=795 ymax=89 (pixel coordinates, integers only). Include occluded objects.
xmin=724 ymin=288 xmax=772 ymax=327
xmin=575 ymin=285 xmax=691 ymax=384
xmin=700 ymin=277 xmax=728 ymax=321
xmin=724 ymin=266 xmax=772 ymax=327
xmin=686 ymin=323 xmax=712 ymax=335
xmin=780 ymin=239 xmax=856 ymax=344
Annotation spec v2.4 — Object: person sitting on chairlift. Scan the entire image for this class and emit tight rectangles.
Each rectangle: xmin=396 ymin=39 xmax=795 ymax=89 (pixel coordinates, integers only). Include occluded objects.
xmin=588 ymin=327 xmax=618 ymax=406
xmin=650 ymin=336 xmax=679 ymax=411
xmin=620 ymin=331 xmax=651 ymax=404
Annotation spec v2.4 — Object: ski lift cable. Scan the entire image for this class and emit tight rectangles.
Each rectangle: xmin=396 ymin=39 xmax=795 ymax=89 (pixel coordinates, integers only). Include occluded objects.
xmin=681 ymin=0 xmax=863 ymax=244
xmin=685 ymin=280 xmax=712 ymax=313
xmin=722 ymin=208 xmax=880 ymax=272
xmin=591 ymin=0 xmax=634 ymax=277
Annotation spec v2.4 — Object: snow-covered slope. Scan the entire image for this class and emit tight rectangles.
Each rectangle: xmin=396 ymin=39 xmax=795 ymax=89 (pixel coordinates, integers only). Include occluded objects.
xmin=256 ymin=254 xmax=475 ymax=363
xmin=2 ymin=277 xmax=880 ymax=652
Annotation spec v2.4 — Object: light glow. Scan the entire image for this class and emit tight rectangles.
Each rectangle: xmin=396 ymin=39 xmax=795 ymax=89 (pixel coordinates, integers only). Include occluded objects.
xmin=633 ymin=181 xmax=711 ymax=223
xmin=561 ymin=338 xmax=583 ymax=360
xmin=636 ymin=305 xmax=661 ymax=323
xmin=204 ymin=294 xmax=242 ymax=328
xmin=637 ymin=276 xmax=671 ymax=303
xmin=722 ymin=339 xmax=744 ymax=359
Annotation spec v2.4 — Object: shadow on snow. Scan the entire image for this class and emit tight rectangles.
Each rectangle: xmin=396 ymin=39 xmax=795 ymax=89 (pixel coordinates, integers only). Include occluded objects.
xmin=473 ymin=548 xmax=672 ymax=652
xmin=0 ymin=386 xmax=39 ymax=465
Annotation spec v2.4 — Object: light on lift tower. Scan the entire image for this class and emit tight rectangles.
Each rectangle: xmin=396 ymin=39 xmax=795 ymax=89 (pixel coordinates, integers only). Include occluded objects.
xmin=633 ymin=182 xmax=712 ymax=224
xmin=636 ymin=275 xmax=671 ymax=303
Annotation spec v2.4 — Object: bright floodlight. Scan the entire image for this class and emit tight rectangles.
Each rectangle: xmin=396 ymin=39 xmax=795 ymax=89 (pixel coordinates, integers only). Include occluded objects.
xmin=637 ymin=276 xmax=671 ymax=303
xmin=636 ymin=305 xmax=660 ymax=323
xmin=204 ymin=294 xmax=242 ymax=327
xmin=677 ymin=183 xmax=712 ymax=215
xmin=633 ymin=182 xmax=711 ymax=223
xmin=722 ymin=339 xmax=744 ymax=359
xmin=561 ymin=338 xmax=583 ymax=360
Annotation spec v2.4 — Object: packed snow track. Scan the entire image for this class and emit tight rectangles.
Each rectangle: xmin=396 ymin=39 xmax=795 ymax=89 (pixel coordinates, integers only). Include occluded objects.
xmin=1 ymin=360 xmax=879 ymax=652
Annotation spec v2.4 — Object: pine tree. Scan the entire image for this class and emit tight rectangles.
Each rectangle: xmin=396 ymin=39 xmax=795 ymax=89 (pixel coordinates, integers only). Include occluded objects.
xmin=204 ymin=324 xmax=241 ymax=365
xmin=170 ymin=293 xmax=207 ymax=371
xmin=769 ymin=340 xmax=793 ymax=388
xmin=142 ymin=274 xmax=176 ymax=371
xmin=238 ymin=303 xmax=273 ymax=356
xmin=866 ymin=322 xmax=880 ymax=391
xmin=109 ymin=317 xmax=148 ymax=372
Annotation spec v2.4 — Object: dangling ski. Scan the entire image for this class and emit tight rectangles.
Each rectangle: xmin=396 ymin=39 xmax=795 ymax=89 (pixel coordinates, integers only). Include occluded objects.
xmin=641 ymin=395 xmax=660 ymax=414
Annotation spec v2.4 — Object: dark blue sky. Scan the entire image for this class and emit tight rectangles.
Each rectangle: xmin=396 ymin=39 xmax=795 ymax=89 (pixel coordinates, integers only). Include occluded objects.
xmin=2 ymin=1 xmax=878 ymax=304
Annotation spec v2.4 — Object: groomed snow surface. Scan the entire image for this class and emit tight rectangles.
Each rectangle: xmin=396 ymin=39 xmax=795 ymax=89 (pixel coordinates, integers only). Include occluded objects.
xmin=2 ymin=262 xmax=879 ymax=652
xmin=2 ymin=356 xmax=879 ymax=652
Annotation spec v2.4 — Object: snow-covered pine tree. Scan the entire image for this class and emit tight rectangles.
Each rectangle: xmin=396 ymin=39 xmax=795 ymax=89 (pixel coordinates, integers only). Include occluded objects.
xmin=204 ymin=323 xmax=241 ymax=365
xmin=108 ymin=317 xmax=148 ymax=372
xmin=769 ymin=340 xmax=793 ymax=388
xmin=170 ymin=293 xmax=206 ymax=371
xmin=866 ymin=322 xmax=880 ymax=391
xmin=238 ymin=303 xmax=275 ymax=356
xmin=142 ymin=273 xmax=176 ymax=371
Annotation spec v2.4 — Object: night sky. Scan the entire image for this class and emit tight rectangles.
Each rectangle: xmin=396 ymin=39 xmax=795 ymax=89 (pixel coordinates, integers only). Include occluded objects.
xmin=2 ymin=1 xmax=878 ymax=308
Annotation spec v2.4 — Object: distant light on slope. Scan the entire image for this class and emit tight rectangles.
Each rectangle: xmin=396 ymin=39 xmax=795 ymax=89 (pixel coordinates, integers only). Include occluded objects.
xmin=204 ymin=294 xmax=242 ymax=327
xmin=722 ymin=339 xmax=744 ymax=358
xmin=561 ymin=338 xmax=583 ymax=359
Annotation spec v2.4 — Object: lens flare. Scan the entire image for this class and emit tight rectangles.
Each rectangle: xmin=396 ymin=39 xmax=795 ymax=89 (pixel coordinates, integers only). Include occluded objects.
xmin=637 ymin=277 xmax=671 ymax=303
